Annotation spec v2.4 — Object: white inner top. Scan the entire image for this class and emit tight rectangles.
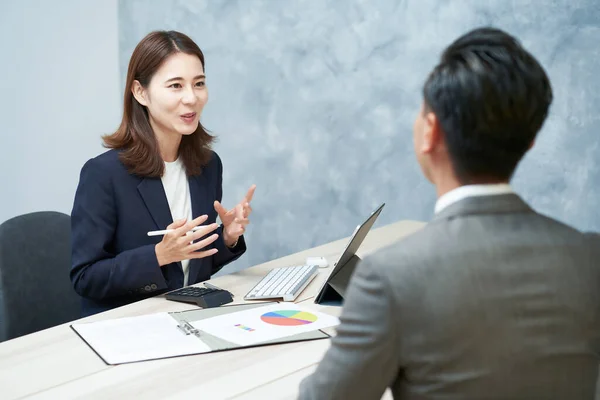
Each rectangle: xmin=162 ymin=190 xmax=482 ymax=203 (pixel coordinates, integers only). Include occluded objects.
xmin=161 ymin=157 xmax=193 ymax=286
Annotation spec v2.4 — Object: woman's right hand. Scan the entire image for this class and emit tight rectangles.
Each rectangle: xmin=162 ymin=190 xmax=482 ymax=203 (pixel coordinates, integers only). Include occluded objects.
xmin=154 ymin=215 xmax=220 ymax=267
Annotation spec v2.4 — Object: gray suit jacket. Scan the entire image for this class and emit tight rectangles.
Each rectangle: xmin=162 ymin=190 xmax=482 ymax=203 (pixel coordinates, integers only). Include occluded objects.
xmin=299 ymin=194 xmax=600 ymax=399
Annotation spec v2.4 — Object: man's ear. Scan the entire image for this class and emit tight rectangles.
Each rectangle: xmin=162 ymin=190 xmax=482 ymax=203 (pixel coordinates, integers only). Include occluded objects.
xmin=528 ymin=140 xmax=535 ymax=150
xmin=131 ymin=80 xmax=148 ymax=106
xmin=422 ymin=111 xmax=442 ymax=154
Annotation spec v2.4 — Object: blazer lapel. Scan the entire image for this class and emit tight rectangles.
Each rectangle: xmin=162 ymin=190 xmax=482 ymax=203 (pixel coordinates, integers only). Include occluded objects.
xmin=189 ymin=173 xmax=210 ymax=222
xmin=137 ymin=178 xmax=173 ymax=230
xmin=138 ymin=177 xmax=186 ymax=286
xmin=186 ymin=174 xmax=210 ymax=284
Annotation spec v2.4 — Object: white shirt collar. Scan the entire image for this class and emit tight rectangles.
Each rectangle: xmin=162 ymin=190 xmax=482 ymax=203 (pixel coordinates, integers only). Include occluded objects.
xmin=434 ymin=184 xmax=514 ymax=214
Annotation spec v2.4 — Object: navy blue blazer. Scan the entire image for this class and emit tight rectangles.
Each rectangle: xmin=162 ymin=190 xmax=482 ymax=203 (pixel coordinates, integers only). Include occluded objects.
xmin=70 ymin=149 xmax=246 ymax=316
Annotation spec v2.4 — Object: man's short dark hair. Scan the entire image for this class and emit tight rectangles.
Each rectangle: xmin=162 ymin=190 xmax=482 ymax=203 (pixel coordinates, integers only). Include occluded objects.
xmin=423 ymin=27 xmax=553 ymax=183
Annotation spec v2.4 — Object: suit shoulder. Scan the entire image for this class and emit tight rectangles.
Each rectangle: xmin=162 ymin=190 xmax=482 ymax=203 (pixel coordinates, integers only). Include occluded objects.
xmin=527 ymin=213 xmax=600 ymax=249
xmin=202 ymin=150 xmax=222 ymax=177
xmin=584 ymin=231 xmax=600 ymax=241
xmin=362 ymin=226 xmax=430 ymax=275
xmin=83 ymin=149 xmax=127 ymax=173
xmin=534 ymin=212 xmax=583 ymax=234
xmin=83 ymin=149 xmax=118 ymax=169
xmin=583 ymin=231 xmax=600 ymax=253
xmin=210 ymin=149 xmax=220 ymax=162
xmin=78 ymin=149 xmax=130 ymax=185
xmin=361 ymin=221 xmax=469 ymax=287
xmin=208 ymin=150 xmax=221 ymax=168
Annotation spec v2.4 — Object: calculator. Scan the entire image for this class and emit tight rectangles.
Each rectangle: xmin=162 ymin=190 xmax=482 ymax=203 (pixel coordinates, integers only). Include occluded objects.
xmin=164 ymin=286 xmax=233 ymax=308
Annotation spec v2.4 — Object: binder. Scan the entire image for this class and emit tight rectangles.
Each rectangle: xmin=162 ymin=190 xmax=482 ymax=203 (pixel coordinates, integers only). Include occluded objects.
xmin=71 ymin=302 xmax=331 ymax=365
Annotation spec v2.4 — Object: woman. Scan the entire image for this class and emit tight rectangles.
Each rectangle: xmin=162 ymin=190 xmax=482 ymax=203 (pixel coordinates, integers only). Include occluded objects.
xmin=70 ymin=30 xmax=255 ymax=316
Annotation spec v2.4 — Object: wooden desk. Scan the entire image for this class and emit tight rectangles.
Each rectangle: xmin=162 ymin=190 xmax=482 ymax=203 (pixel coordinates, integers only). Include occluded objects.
xmin=0 ymin=220 xmax=425 ymax=400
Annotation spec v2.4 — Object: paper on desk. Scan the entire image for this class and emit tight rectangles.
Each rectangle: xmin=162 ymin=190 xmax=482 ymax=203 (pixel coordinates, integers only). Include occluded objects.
xmin=72 ymin=313 xmax=211 ymax=364
xmin=190 ymin=303 xmax=339 ymax=346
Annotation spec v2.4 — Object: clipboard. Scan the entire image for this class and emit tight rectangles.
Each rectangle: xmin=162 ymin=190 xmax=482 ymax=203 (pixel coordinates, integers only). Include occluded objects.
xmin=71 ymin=302 xmax=332 ymax=365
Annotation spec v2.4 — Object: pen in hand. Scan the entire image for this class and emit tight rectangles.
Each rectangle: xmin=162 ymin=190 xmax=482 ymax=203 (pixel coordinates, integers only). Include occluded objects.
xmin=147 ymin=226 xmax=206 ymax=237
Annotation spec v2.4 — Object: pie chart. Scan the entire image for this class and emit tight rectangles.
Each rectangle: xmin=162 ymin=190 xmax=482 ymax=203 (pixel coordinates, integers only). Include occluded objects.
xmin=260 ymin=310 xmax=318 ymax=326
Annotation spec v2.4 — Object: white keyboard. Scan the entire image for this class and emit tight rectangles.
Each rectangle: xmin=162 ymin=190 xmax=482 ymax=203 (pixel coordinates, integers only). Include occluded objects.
xmin=244 ymin=265 xmax=319 ymax=302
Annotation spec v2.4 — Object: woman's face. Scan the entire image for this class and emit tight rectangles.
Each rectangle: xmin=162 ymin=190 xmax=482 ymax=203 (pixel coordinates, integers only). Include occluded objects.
xmin=134 ymin=52 xmax=208 ymax=138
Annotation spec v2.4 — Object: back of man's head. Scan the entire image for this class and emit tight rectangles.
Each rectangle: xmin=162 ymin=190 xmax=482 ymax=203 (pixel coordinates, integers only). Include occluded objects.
xmin=423 ymin=27 xmax=553 ymax=183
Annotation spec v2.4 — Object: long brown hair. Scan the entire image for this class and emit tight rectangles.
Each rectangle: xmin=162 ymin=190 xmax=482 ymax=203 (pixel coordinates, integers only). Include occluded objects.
xmin=103 ymin=30 xmax=215 ymax=177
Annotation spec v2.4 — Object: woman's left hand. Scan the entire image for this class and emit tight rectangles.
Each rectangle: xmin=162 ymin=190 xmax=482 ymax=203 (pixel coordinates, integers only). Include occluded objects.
xmin=214 ymin=184 xmax=256 ymax=248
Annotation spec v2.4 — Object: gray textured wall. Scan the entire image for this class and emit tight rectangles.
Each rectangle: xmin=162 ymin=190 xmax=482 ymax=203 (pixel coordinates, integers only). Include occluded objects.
xmin=0 ymin=0 xmax=120 ymax=224
xmin=119 ymin=0 xmax=600 ymax=274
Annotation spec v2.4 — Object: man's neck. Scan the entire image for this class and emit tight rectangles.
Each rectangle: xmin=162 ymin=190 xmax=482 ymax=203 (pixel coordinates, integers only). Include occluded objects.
xmin=433 ymin=168 xmax=463 ymax=199
xmin=436 ymin=180 xmax=462 ymax=199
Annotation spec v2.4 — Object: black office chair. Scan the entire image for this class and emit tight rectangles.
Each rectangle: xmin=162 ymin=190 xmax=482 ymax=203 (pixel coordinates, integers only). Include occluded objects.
xmin=0 ymin=211 xmax=80 ymax=342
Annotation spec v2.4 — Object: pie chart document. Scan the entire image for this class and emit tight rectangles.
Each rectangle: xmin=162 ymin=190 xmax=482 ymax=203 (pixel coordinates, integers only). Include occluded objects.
xmin=191 ymin=303 xmax=340 ymax=346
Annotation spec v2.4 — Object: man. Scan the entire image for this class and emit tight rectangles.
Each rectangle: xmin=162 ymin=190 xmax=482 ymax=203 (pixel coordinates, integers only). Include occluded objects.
xmin=298 ymin=27 xmax=600 ymax=399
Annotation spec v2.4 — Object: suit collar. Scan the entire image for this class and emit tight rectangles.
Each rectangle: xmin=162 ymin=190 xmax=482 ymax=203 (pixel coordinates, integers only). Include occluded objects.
xmin=188 ymin=173 xmax=209 ymax=221
xmin=434 ymin=184 xmax=514 ymax=214
xmin=136 ymin=172 xmax=209 ymax=227
xmin=432 ymin=193 xmax=533 ymax=221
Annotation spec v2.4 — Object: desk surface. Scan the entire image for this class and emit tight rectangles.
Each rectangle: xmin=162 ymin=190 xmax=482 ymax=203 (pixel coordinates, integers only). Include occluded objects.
xmin=0 ymin=219 xmax=425 ymax=400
